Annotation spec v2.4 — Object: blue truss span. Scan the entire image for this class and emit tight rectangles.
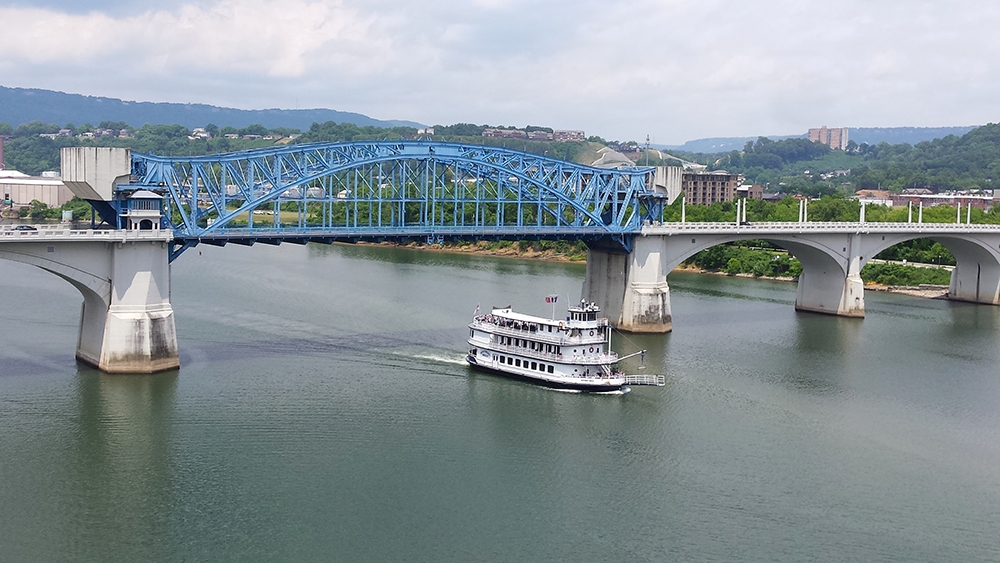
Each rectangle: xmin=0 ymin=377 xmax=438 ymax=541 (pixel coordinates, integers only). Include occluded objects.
xmin=122 ymin=141 xmax=663 ymax=260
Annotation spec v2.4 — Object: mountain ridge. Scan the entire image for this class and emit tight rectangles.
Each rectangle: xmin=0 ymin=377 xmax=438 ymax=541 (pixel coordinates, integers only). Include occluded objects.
xmin=658 ymin=126 xmax=981 ymax=154
xmin=0 ymin=86 xmax=423 ymax=131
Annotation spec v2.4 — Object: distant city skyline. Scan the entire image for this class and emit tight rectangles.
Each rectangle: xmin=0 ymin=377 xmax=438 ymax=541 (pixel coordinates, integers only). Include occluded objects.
xmin=0 ymin=0 xmax=997 ymax=144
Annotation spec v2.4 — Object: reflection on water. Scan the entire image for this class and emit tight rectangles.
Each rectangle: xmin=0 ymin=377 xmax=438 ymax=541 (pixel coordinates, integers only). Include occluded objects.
xmin=68 ymin=370 xmax=178 ymax=561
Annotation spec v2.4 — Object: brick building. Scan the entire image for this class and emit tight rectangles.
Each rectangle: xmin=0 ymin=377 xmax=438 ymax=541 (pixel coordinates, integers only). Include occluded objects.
xmin=808 ymin=126 xmax=849 ymax=151
xmin=682 ymin=171 xmax=743 ymax=205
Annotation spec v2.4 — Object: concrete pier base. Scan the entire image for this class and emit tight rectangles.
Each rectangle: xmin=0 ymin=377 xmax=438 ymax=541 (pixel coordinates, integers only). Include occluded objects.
xmin=75 ymin=241 xmax=179 ymax=373
xmin=794 ymin=268 xmax=866 ymax=317
xmin=784 ymin=240 xmax=866 ymax=318
xmin=0 ymin=231 xmax=179 ymax=374
xmin=945 ymin=238 xmax=1000 ymax=305
xmin=620 ymin=281 xmax=673 ymax=332
xmin=583 ymin=237 xmax=673 ymax=333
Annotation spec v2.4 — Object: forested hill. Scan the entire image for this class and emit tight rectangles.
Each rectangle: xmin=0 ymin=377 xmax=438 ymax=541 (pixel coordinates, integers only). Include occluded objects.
xmin=0 ymin=86 xmax=421 ymax=130
xmin=702 ymin=123 xmax=1000 ymax=192
xmin=664 ymin=127 xmax=979 ymax=153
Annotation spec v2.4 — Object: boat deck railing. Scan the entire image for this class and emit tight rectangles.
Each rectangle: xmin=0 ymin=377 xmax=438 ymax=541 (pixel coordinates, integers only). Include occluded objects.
xmin=623 ymin=374 xmax=666 ymax=386
xmin=484 ymin=342 xmax=619 ymax=365
xmin=471 ymin=318 xmax=606 ymax=346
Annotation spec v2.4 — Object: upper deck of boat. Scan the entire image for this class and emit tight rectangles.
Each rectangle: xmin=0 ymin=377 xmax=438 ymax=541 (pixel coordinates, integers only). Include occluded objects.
xmin=485 ymin=303 xmax=608 ymax=329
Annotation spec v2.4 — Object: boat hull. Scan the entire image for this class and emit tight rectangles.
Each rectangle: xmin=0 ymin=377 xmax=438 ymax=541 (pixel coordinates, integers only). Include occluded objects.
xmin=467 ymin=355 xmax=625 ymax=392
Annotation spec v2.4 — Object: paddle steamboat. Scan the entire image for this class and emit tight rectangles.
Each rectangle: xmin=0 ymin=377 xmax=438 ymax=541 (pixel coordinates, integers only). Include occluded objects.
xmin=467 ymin=300 xmax=657 ymax=391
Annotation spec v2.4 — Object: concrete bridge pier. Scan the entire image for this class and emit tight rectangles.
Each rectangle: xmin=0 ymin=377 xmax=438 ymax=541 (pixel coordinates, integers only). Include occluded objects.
xmin=0 ymin=234 xmax=179 ymax=373
xmin=583 ymin=237 xmax=673 ymax=333
xmin=782 ymin=238 xmax=866 ymax=318
xmin=58 ymin=146 xmax=180 ymax=373
xmin=75 ymin=239 xmax=179 ymax=373
xmin=942 ymin=237 xmax=1000 ymax=305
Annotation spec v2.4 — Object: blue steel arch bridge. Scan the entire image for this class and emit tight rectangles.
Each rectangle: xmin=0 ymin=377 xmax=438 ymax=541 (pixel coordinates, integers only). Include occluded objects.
xmin=107 ymin=141 xmax=666 ymax=261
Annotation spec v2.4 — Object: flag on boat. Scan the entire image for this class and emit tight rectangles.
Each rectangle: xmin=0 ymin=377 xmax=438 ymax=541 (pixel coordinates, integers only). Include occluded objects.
xmin=474 ymin=303 xmax=480 ymax=315
xmin=545 ymin=295 xmax=558 ymax=304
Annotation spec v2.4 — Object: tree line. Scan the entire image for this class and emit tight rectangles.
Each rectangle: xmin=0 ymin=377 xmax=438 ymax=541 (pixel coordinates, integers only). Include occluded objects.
xmin=668 ymin=123 xmax=1000 ymax=194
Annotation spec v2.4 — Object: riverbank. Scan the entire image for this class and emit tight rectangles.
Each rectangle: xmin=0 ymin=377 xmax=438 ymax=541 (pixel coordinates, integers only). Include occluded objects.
xmin=361 ymin=240 xmax=587 ymax=262
xmin=675 ymin=264 xmax=949 ymax=299
xmin=358 ymin=241 xmax=950 ymax=300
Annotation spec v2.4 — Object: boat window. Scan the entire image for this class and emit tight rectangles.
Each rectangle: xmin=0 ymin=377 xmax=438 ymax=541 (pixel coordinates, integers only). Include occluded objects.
xmin=547 ymin=365 xmax=554 ymax=373
xmin=531 ymin=362 xmax=537 ymax=370
xmin=515 ymin=359 xmax=521 ymax=367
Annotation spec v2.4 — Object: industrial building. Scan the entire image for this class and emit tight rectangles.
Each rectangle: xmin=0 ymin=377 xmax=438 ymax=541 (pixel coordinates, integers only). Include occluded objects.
xmin=0 ymin=170 xmax=75 ymax=208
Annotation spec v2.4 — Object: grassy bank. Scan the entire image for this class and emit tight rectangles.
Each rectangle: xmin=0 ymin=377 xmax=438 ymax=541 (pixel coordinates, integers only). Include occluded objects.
xmin=684 ymin=243 xmax=951 ymax=287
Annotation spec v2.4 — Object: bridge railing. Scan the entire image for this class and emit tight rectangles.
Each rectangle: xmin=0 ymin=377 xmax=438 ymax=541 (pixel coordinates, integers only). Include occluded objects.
xmin=0 ymin=226 xmax=172 ymax=242
xmin=643 ymin=221 xmax=1000 ymax=232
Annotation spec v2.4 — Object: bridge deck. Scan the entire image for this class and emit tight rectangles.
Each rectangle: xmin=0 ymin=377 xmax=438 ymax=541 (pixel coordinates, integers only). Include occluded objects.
xmin=0 ymin=225 xmax=173 ymax=243
xmin=643 ymin=221 xmax=1000 ymax=235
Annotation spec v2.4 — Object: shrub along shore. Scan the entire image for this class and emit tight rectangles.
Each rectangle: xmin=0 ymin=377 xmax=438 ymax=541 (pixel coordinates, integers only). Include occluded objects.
xmin=375 ymin=239 xmax=953 ymax=297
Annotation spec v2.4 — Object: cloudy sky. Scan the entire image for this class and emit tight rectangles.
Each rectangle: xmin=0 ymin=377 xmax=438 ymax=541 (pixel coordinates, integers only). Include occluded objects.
xmin=1 ymin=0 xmax=997 ymax=143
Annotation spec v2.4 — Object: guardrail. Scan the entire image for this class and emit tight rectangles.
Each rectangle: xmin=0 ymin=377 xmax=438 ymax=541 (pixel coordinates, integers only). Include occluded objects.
xmin=0 ymin=225 xmax=173 ymax=242
xmin=642 ymin=221 xmax=1000 ymax=234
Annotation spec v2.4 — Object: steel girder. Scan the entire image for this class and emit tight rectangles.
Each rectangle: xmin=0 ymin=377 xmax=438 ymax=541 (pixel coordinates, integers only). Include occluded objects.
xmin=125 ymin=141 xmax=658 ymax=259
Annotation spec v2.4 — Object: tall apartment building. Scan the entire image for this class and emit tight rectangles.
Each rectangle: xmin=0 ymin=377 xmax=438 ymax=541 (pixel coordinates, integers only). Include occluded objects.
xmin=682 ymin=171 xmax=743 ymax=205
xmin=808 ymin=126 xmax=849 ymax=150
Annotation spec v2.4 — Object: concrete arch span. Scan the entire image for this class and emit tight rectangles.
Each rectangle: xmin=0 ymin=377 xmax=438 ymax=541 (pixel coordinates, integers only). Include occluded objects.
xmin=0 ymin=237 xmax=179 ymax=373
xmin=584 ymin=231 xmax=872 ymax=333
xmin=857 ymin=233 xmax=1000 ymax=305
xmin=585 ymin=228 xmax=1000 ymax=333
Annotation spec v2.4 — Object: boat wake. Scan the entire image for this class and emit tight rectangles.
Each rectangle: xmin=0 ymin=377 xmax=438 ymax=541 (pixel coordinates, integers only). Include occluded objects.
xmin=412 ymin=353 xmax=469 ymax=366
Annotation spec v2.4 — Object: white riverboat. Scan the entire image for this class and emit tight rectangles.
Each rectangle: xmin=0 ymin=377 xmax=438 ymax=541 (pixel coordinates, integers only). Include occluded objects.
xmin=467 ymin=300 xmax=661 ymax=391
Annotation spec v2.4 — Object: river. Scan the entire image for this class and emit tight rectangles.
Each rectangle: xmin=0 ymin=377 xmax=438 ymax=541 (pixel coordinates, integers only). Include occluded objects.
xmin=1 ymin=242 xmax=999 ymax=562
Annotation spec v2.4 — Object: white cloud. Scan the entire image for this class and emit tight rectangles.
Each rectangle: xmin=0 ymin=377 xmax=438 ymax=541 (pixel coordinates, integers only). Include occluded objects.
xmin=2 ymin=0 xmax=1000 ymax=143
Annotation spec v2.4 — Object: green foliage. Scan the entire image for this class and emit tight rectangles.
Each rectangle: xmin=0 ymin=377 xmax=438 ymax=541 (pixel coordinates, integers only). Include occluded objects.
xmin=683 ymin=241 xmax=952 ymax=286
xmin=860 ymin=263 xmax=951 ymax=286
xmin=15 ymin=120 xmax=60 ymax=136
xmin=60 ymin=197 xmax=95 ymax=220
xmin=23 ymin=199 xmax=60 ymax=220
xmin=431 ymin=123 xmax=487 ymax=137
xmin=875 ymin=239 xmax=955 ymax=265
xmin=693 ymin=124 xmax=1000 ymax=193
xmin=685 ymin=243 xmax=802 ymax=279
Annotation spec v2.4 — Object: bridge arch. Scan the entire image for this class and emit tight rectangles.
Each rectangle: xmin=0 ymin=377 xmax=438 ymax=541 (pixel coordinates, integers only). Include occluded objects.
xmin=857 ymin=232 xmax=1000 ymax=304
xmin=586 ymin=230 xmax=874 ymax=332
xmin=126 ymin=142 xmax=658 ymax=256
xmin=0 ymin=246 xmax=111 ymax=301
